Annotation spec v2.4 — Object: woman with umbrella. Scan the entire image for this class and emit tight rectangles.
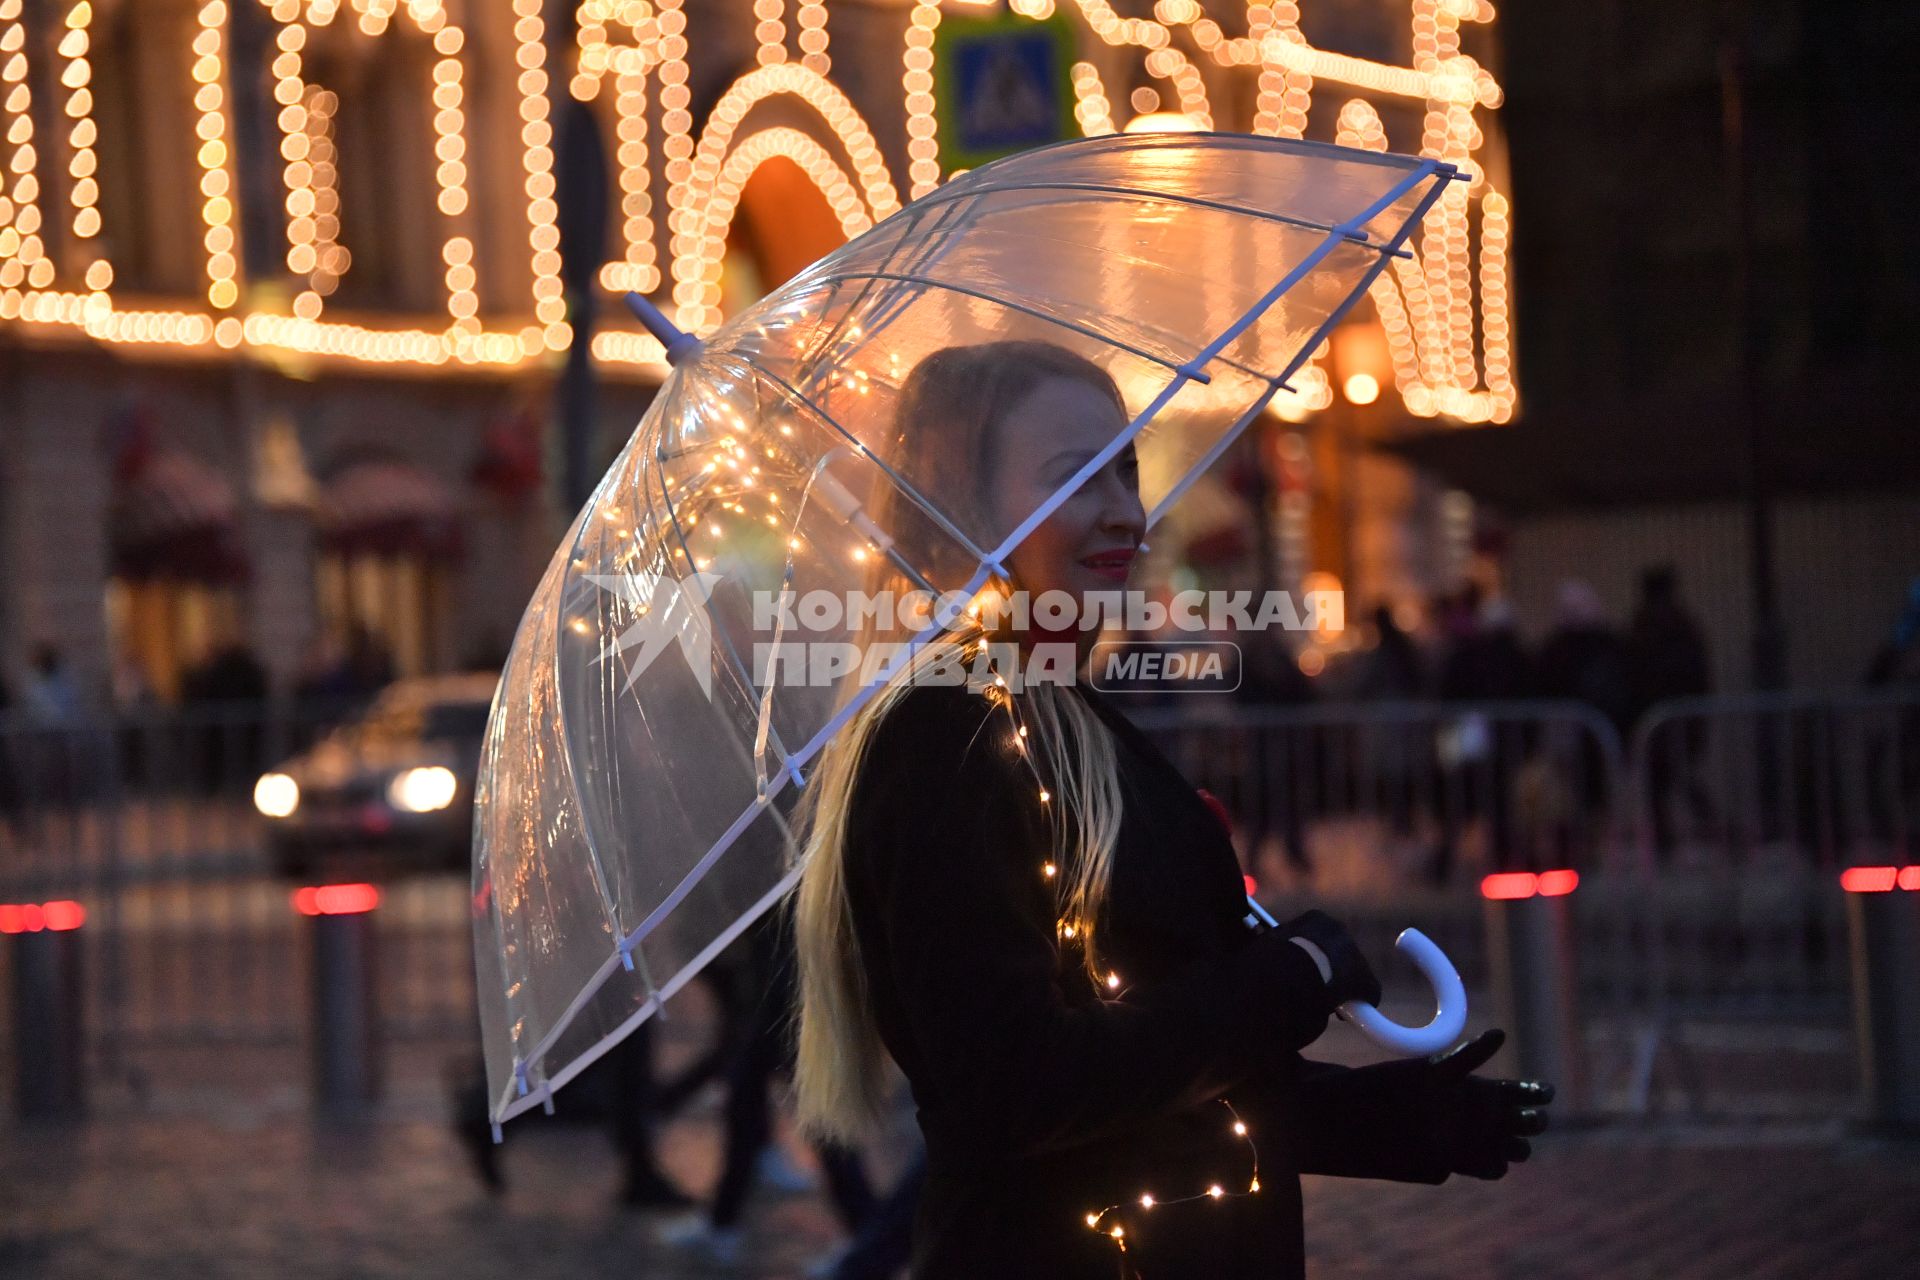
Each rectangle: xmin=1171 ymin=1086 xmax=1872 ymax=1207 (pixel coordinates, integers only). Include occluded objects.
xmin=791 ymin=342 xmax=1553 ymax=1279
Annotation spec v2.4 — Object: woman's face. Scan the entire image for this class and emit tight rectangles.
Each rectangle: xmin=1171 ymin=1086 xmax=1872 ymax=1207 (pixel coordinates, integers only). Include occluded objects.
xmin=989 ymin=375 xmax=1146 ymax=628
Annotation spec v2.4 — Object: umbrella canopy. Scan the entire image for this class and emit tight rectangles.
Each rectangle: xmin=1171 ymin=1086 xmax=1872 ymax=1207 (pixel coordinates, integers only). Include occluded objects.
xmin=474 ymin=133 xmax=1455 ymax=1125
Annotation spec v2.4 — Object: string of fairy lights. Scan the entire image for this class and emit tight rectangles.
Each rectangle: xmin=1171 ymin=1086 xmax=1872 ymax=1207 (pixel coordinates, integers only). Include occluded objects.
xmin=0 ymin=0 xmax=1511 ymax=421
xmin=961 ymin=648 xmax=1267 ymax=1253
xmin=1085 ymin=1098 xmax=1263 ymax=1253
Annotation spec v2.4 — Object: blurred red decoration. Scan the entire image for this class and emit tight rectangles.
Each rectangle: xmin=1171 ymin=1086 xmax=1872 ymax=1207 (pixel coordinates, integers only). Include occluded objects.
xmin=293 ymin=883 xmax=383 ymax=916
xmin=471 ymin=407 xmax=545 ymax=504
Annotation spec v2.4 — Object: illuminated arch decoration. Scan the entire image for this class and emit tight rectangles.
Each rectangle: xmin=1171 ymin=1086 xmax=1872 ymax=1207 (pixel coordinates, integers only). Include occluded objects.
xmin=668 ymin=63 xmax=899 ymax=335
xmin=678 ymin=126 xmax=876 ymax=335
xmin=0 ymin=0 xmax=1515 ymax=419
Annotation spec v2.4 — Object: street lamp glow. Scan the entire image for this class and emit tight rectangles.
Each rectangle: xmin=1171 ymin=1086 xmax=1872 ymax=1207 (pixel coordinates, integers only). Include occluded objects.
xmin=1123 ymin=111 xmax=1205 ymax=134
xmin=1342 ymin=372 xmax=1381 ymax=405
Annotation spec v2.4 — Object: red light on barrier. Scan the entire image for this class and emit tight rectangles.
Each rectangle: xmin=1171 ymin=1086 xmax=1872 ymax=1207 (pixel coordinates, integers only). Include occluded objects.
xmin=1244 ymin=874 xmax=1258 ymax=898
xmin=41 ymin=900 xmax=85 ymax=930
xmin=1537 ymin=870 xmax=1580 ymax=897
xmin=0 ymin=900 xmax=86 ymax=933
xmin=1481 ymin=872 xmax=1538 ymax=900
xmin=294 ymin=883 xmax=382 ymax=916
xmin=1900 ymin=866 xmax=1920 ymax=892
xmin=1481 ymin=870 xmax=1580 ymax=900
xmin=1841 ymin=866 xmax=1899 ymax=894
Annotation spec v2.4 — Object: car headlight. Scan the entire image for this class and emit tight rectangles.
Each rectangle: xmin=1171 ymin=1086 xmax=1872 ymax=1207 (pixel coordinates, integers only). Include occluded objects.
xmin=255 ymin=772 xmax=300 ymax=818
xmin=388 ymin=766 xmax=458 ymax=813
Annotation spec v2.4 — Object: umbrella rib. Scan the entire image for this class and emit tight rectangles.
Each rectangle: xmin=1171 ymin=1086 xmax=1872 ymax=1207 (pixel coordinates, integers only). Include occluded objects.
xmin=496 ymin=860 xmax=806 ymax=1126
xmin=646 ymin=437 xmax=814 ymax=805
xmin=548 ymin=508 xmax=640 ymax=953
xmin=510 ymin=751 xmax=809 ymax=1084
xmin=786 ymin=195 xmax=977 ymax=397
xmin=649 ymin=441 xmax=807 ymax=772
xmin=1145 ymin=163 xmax=1457 ymax=529
xmin=824 ymin=189 xmax=984 ymax=358
xmin=714 ymin=353 xmax=1003 ymax=571
xmin=898 ymin=180 xmax=1413 ymax=260
xmin=1144 ymin=376 xmax=1294 ymax=535
xmin=593 ymin=562 xmax=1001 ymax=997
xmin=810 ymin=270 xmax=1212 ymax=386
xmin=984 ymin=161 xmax=1450 ymax=569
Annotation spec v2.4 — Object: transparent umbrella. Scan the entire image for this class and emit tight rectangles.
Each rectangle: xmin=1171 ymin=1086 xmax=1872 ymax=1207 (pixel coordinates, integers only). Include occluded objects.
xmin=473 ymin=132 xmax=1464 ymax=1129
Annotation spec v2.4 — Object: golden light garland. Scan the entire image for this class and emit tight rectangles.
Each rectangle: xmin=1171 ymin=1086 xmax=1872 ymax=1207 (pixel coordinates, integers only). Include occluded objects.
xmin=191 ymin=0 xmax=239 ymax=313
xmin=571 ymin=3 xmax=666 ymax=297
xmin=675 ymin=125 xmax=876 ymax=329
xmin=753 ymin=0 xmax=785 ymax=67
xmin=1069 ymin=60 xmax=1117 ymax=136
xmin=0 ymin=0 xmax=1515 ymax=417
xmin=62 ymin=2 xmax=105 ymax=290
xmin=796 ymin=0 xmax=829 ymax=75
xmin=0 ymin=0 xmax=41 ymax=294
xmin=514 ymin=0 xmax=569 ymax=351
xmin=260 ymin=2 xmax=479 ymax=347
xmin=903 ymin=0 xmax=941 ymax=200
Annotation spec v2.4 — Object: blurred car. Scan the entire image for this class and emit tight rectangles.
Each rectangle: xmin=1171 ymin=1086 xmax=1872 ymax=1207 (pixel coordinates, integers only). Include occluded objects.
xmin=255 ymin=672 xmax=499 ymax=881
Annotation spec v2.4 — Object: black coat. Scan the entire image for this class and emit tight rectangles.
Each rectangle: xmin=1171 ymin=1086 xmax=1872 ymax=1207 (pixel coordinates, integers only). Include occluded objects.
xmin=844 ymin=680 xmax=1449 ymax=1280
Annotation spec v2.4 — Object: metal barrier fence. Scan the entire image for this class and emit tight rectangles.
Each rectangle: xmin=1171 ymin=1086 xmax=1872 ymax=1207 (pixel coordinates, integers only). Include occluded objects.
xmin=1618 ymin=691 xmax=1917 ymax=1115
xmin=1 ymin=689 xmax=1912 ymax=1118
xmin=0 ymin=702 xmax=476 ymax=1110
xmin=1139 ymin=690 xmax=1917 ymax=1118
xmin=1135 ymin=698 xmax=1631 ymax=888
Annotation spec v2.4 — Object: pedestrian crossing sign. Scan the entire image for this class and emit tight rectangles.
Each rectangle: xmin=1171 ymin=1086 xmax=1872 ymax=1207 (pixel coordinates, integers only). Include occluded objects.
xmin=934 ymin=9 xmax=1078 ymax=173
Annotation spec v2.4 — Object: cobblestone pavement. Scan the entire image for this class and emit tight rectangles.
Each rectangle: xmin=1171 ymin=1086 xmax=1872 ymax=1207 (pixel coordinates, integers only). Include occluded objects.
xmin=2 ymin=1096 xmax=1914 ymax=1280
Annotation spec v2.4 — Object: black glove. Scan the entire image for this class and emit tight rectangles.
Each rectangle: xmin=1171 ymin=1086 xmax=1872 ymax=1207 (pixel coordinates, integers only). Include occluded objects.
xmin=1413 ymin=1029 xmax=1553 ymax=1179
xmin=1278 ymin=909 xmax=1383 ymax=1010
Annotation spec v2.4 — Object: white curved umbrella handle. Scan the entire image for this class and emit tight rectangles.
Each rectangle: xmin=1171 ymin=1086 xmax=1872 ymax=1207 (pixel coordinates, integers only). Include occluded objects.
xmin=1337 ymin=928 xmax=1467 ymax=1057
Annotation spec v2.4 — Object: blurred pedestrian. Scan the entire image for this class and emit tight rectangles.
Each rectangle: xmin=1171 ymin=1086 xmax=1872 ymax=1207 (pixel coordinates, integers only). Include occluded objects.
xmin=0 ymin=667 xmax=16 ymax=822
xmin=657 ymin=912 xmax=875 ymax=1266
xmin=1533 ymin=581 xmax=1632 ymax=865
xmin=182 ymin=640 xmax=270 ymax=794
xmin=1863 ymin=576 xmax=1920 ymax=848
xmin=1236 ymin=629 xmax=1315 ymax=878
xmin=1628 ymin=565 xmax=1715 ymax=861
xmin=18 ymin=644 xmax=85 ymax=844
xmin=816 ymin=1147 xmax=927 ymax=1280
xmin=22 ymin=643 xmax=82 ymax=724
xmin=1356 ymin=603 xmax=1426 ymax=843
xmin=343 ymin=623 xmax=396 ymax=700
xmin=1430 ymin=597 xmax=1533 ymax=880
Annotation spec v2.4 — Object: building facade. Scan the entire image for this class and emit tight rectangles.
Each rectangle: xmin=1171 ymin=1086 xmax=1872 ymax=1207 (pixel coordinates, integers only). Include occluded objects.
xmin=0 ymin=0 xmax=1514 ymax=704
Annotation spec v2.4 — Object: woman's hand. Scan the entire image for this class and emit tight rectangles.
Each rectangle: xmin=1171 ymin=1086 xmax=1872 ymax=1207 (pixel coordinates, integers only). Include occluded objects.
xmin=1278 ymin=909 xmax=1383 ymax=1010
xmin=1413 ymin=1029 xmax=1553 ymax=1179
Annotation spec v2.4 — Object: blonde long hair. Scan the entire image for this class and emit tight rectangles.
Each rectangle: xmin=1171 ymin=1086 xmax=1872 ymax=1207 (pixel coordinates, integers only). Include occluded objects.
xmin=791 ymin=343 xmax=1131 ymax=1145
